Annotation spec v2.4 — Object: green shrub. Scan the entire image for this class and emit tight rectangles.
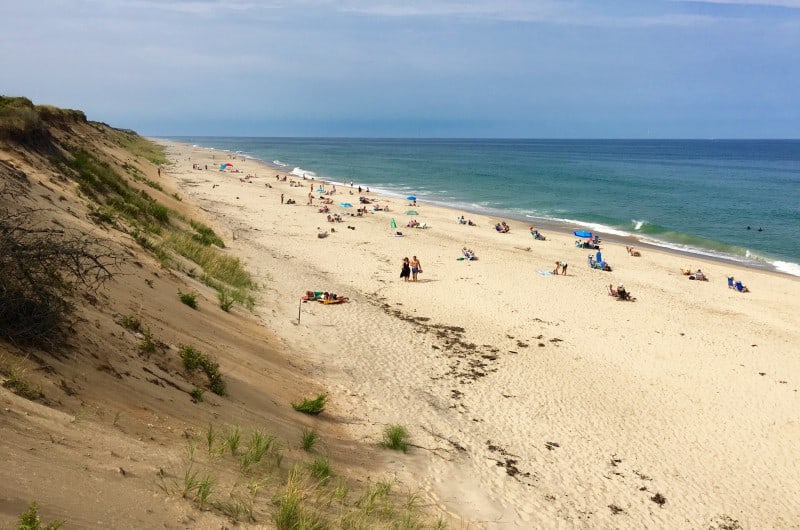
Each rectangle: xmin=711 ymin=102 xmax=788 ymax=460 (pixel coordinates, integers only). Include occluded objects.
xmin=179 ymin=291 xmax=198 ymax=309
xmin=190 ymin=387 xmax=204 ymax=402
xmin=119 ymin=314 xmax=142 ymax=332
xmin=16 ymin=500 xmax=63 ymax=530
xmin=208 ymin=373 xmax=226 ymax=396
xmin=138 ymin=327 xmax=157 ymax=354
xmin=180 ymin=346 xmax=226 ymax=396
xmin=292 ymin=394 xmax=327 ymax=415
xmin=180 ymin=345 xmax=203 ymax=369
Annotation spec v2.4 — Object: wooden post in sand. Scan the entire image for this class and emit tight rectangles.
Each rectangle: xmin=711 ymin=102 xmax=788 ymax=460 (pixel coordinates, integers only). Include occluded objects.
xmin=298 ymin=299 xmax=301 ymax=323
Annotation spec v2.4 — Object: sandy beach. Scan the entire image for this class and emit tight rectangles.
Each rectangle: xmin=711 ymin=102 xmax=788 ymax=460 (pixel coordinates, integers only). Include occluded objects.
xmin=161 ymin=140 xmax=800 ymax=529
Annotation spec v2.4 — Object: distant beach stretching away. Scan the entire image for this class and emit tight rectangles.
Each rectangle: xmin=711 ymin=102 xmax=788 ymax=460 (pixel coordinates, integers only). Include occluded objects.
xmin=170 ymin=137 xmax=800 ymax=278
xmin=159 ymin=139 xmax=800 ymax=528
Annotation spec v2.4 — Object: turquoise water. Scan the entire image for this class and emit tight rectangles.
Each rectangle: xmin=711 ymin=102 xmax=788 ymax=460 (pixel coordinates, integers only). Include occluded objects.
xmin=169 ymin=137 xmax=800 ymax=276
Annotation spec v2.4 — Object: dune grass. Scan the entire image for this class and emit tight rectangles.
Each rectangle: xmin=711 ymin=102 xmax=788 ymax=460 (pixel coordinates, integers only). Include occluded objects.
xmin=300 ymin=429 xmax=320 ymax=452
xmin=157 ymin=424 xmax=446 ymax=528
xmin=381 ymin=424 xmax=410 ymax=453
xmin=179 ymin=344 xmax=226 ymax=396
xmin=292 ymin=394 xmax=327 ymax=415
xmin=178 ymin=291 xmax=198 ymax=309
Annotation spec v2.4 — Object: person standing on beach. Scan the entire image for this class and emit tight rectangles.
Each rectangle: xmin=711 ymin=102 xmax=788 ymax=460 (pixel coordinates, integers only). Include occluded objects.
xmin=280 ymin=193 xmax=284 ymax=204
xmin=411 ymin=256 xmax=422 ymax=282
xmin=561 ymin=261 xmax=568 ymax=275
xmin=400 ymin=257 xmax=411 ymax=282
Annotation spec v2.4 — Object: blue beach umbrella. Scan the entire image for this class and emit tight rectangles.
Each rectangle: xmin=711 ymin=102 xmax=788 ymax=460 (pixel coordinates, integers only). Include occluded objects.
xmin=574 ymin=230 xmax=593 ymax=238
xmin=407 ymin=196 xmax=417 ymax=201
xmin=340 ymin=202 xmax=353 ymax=208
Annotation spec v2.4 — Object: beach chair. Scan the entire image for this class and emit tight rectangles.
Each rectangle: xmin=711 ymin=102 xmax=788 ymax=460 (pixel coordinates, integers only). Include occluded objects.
xmin=727 ymin=277 xmax=735 ymax=289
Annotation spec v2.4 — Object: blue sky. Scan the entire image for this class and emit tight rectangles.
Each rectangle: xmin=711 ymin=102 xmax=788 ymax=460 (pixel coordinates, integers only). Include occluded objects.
xmin=3 ymin=0 xmax=799 ymax=137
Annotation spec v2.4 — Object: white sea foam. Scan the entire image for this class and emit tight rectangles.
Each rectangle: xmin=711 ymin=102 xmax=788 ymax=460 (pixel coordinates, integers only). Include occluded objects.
xmin=771 ymin=261 xmax=800 ymax=277
xmin=544 ymin=217 xmax=633 ymax=238
xmin=273 ymin=160 xmax=288 ymax=167
xmin=632 ymin=219 xmax=646 ymax=231
xmin=291 ymin=167 xmax=317 ymax=179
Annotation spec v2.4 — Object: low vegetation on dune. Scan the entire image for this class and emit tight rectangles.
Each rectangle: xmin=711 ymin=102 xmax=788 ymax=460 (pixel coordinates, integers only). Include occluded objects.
xmin=156 ymin=423 xmax=443 ymax=529
xmin=0 ymin=97 xmax=446 ymax=528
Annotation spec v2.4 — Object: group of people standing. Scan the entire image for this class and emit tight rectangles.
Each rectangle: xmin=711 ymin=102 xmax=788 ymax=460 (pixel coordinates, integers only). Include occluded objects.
xmin=400 ymin=256 xmax=422 ymax=282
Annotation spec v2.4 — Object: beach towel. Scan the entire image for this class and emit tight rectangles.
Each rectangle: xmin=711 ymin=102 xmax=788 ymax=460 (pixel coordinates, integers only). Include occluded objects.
xmin=537 ymin=270 xmax=553 ymax=276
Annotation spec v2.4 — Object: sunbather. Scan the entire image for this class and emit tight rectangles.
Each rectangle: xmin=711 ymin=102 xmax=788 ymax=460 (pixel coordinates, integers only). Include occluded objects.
xmin=616 ymin=285 xmax=634 ymax=301
xmin=530 ymin=227 xmax=546 ymax=240
xmin=320 ymin=292 xmax=350 ymax=304
xmin=689 ymin=269 xmax=707 ymax=281
xmin=303 ymin=290 xmax=323 ymax=301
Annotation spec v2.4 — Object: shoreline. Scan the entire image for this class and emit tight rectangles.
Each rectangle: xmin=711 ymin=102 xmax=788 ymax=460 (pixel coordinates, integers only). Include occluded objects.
xmin=158 ymin=138 xmax=800 ymax=528
xmin=181 ymin=139 xmax=799 ymax=278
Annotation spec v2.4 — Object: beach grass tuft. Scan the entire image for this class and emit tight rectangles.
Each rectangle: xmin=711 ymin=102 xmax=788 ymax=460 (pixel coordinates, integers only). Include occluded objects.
xmin=300 ymin=429 xmax=320 ymax=452
xmin=308 ymin=457 xmax=331 ymax=481
xmin=179 ymin=291 xmax=198 ymax=309
xmin=292 ymin=394 xmax=327 ymax=415
xmin=381 ymin=424 xmax=409 ymax=453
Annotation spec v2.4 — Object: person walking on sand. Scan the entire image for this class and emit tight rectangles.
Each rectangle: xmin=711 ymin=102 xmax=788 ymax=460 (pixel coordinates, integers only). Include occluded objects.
xmin=561 ymin=261 xmax=568 ymax=275
xmin=281 ymin=193 xmax=284 ymax=204
xmin=411 ymin=256 xmax=422 ymax=282
xmin=400 ymin=257 xmax=411 ymax=282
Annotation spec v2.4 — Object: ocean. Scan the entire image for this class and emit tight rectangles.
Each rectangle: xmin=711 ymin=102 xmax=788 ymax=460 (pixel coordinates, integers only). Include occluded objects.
xmin=168 ymin=137 xmax=800 ymax=276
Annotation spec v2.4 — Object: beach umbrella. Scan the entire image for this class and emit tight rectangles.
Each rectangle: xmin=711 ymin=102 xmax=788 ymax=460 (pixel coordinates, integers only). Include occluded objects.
xmin=405 ymin=210 xmax=418 ymax=215
xmin=407 ymin=196 xmax=417 ymax=201
xmin=573 ymin=230 xmax=593 ymax=238
xmin=340 ymin=202 xmax=353 ymax=208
